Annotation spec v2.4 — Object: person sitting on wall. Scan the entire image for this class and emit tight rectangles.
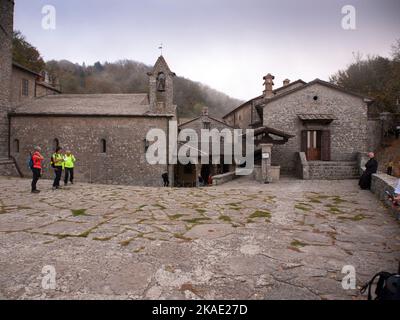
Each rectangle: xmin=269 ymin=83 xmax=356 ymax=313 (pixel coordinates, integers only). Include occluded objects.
xmin=359 ymin=152 xmax=378 ymax=190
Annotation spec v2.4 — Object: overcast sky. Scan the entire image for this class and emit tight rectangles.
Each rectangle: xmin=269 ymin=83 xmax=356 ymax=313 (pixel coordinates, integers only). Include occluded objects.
xmin=14 ymin=0 xmax=400 ymax=101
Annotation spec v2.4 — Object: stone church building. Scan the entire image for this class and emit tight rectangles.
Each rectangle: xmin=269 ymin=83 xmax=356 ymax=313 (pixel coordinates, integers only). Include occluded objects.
xmin=0 ymin=0 xmax=179 ymax=186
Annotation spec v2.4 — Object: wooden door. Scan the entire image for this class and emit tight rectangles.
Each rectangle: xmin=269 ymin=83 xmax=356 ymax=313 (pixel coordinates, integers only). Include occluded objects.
xmin=305 ymin=130 xmax=321 ymax=161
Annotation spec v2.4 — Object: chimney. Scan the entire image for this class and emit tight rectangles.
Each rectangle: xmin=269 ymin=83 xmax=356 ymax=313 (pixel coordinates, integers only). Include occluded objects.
xmin=283 ymin=79 xmax=290 ymax=86
xmin=263 ymin=73 xmax=275 ymax=98
xmin=202 ymin=106 xmax=209 ymax=116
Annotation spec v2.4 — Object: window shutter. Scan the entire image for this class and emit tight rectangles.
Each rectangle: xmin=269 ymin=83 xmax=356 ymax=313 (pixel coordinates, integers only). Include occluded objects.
xmin=321 ymin=130 xmax=331 ymax=161
xmin=301 ymin=130 xmax=307 ymax=153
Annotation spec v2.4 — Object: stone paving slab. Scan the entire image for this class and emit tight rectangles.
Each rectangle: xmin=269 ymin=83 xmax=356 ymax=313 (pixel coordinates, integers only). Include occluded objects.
xmin=0 ymin=176 xmax=399 ymax=300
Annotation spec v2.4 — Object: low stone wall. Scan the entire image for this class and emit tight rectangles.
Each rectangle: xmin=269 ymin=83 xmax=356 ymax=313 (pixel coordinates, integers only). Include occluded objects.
xmin=308 ymin=161 xmax=359 ymax=180
xmin=212 ymin=171 xmax=237 ymax=186
xmin=0 ymin=158 xmax=21 ymax=177
xmin=370 ymin=173 xmax=400 ymax=220
xmin=297 ymin=152 xmax=359 ymax=180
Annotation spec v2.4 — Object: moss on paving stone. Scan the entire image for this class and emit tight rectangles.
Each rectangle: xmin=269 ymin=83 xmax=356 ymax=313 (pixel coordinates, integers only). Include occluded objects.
xmin=291 ymin=239 xmax=308 ymax=247
xmin=71 ymin=209 xmax=88 ymax=216
xmin=325 ymin=204 xmax=344 ymax=214
xmin=249 ymin=210 xmax=271 ymax=221
xmin=295 ymin=204 xmax=313 ymax=212
xmin=195 ymin=208 xmax=207 ymax=214
xmin=169 ymin=214 xmax=184 ymax=220
xmin=183 ymin=217 xmax=211 ymax=224
xmin=154 ymin=203 xmax=166 ymax=210
xmin=173 ymin=233 xmax=192 ymax=241
xmin=219 ymin=215 xmax=232 ymax=222
xmin=337 ymin=214 xmax=366 ymax=221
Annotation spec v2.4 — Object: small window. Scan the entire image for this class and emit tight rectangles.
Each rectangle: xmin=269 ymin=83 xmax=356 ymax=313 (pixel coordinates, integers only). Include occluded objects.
xmin=203 ymin=122 xmax=211 ymax=130
xmin=53 ymin=138 xmax=59 ymax=151
xmin=101 ymin=139 xmax=107 ymax=153
xmin=22 ymin=79 xmax=29 ymax=96
xmin=313 ymin=96 xmax=318 ymax=101
xmin=13 ymin=139 xmax=20 ymax=153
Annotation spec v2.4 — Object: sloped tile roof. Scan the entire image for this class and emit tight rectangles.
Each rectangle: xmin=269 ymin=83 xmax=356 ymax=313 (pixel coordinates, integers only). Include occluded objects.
xmin=11 ymin=94 xmax=164 ymax=116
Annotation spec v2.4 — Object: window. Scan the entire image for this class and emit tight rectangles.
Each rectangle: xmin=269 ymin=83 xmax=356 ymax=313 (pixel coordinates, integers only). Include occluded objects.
xmin=203 ymin=121 xmax=211 ymax=130
xmin=101 ymin=139 xmax=107 ymax=153
xmin=53 ymin=138 xmax=59 ymax=151
xmin=22 ymin=79 xmax=29 ymax=96
xmin=13 ymin=139 xmax=20 ymax=153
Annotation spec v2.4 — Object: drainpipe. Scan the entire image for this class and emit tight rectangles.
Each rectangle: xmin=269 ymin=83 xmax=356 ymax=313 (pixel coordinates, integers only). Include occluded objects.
xmin=7 ymin=114 xmax=11 ymax=159
xmin=166 ymin=117 xmax=170 ymax=186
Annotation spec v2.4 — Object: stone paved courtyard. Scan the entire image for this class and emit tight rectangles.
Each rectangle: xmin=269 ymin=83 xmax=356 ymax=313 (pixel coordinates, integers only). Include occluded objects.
xmin=0 ymin=176 xmax=399 ymax=300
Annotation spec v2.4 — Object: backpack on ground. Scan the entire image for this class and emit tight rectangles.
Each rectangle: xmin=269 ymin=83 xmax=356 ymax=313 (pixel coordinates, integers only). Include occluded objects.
xmin=360 ymin=263 xmax=400 ymax=300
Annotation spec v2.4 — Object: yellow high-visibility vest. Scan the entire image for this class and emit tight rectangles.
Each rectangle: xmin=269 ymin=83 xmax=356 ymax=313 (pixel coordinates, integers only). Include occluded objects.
xmin=52 ymin=153 xmax=64 ymax=167
xmin=63 ymin=155 xmax=76 ymax=168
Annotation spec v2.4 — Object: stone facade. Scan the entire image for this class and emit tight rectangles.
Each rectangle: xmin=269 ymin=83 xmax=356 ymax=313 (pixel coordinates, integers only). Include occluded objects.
xmin=175 ymin=108 xmax=235 ymax=186
xmin=11 ymin=64 xmax=38 ymax=105
xmin=223 ymin=80 xmax=306 ymax=129
xmin=10 ymin=116 xmax=172 ymax=186
xmin=263 ymin=81 xmax=369 ymax=174
xmin=0 ymin=0 xmax=14 ymax=157
xmin=7 ymin=56 xmax=178 ymax=187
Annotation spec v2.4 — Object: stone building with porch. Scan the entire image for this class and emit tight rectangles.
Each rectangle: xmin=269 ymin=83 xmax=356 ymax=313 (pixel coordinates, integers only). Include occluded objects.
xmin=223 ymin=74 xmax=373 ymax=180
xmin=175 ymin=107 xmax=235 ymax=187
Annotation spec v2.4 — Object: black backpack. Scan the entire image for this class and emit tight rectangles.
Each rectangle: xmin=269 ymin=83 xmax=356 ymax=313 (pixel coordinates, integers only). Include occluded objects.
xmin=360 ymin=264 xmax=400 ymax=300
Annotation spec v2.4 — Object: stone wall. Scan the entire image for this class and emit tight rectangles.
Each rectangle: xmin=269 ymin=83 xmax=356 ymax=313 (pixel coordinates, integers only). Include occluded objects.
xmin=308 ymin=161 xmax=359 ymax=180
xmin=11 ymin=67 xmax=37 ymax=105
xmin=370 ymin=173 xmax=400 ymax=219
xmin=367 ymin=119 xmax=382 ymax=152
xmin=264 ymin=83 xmax=368 ymax=173
xmin=9 ymin=115 xmax=172 ymax=186
xmin=0 ymin=0 xmax=14 ymax=157
xmin=297 ymin=152 xmax=359 ymax=180
xmin=0 ymin=158 xmax=20 ymax=176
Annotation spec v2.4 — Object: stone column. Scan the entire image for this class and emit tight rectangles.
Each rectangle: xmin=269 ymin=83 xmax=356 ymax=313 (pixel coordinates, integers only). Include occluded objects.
xmin=260 ymin=143 xmax=273 ymax=183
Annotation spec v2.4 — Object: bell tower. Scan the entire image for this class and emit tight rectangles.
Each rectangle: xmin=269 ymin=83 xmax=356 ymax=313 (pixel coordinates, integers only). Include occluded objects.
xmin=0 ymin=0 xmax=14 ymax=157
xmin=147 ymin=55 xmax=176 ymax=114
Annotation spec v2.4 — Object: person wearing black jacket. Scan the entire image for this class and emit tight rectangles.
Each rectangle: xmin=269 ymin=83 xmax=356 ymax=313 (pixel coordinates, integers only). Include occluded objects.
xmin=359 ymin=152 xmax=378 ymax=190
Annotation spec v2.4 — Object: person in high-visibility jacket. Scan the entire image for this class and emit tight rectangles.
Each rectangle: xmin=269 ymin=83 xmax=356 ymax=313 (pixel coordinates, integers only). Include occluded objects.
xmin=52 ymin=147 xmax=64 ymax=190
xmin=63 ymin=150 xmax=76 ymax=186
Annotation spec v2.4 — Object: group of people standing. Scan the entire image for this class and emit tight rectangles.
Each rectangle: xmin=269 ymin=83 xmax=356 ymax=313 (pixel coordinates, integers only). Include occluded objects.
xmin=30 ymin=146 xmax=76 ymax=193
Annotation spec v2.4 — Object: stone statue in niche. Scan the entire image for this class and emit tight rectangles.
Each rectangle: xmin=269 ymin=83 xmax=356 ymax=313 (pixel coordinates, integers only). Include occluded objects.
xmin=157 ymin=72 xmax=166 ymax=92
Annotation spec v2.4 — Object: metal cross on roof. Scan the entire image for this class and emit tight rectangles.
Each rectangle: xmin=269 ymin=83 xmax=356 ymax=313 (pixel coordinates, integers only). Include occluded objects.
xmin=158 ymin=43 xmax=163 ymax=56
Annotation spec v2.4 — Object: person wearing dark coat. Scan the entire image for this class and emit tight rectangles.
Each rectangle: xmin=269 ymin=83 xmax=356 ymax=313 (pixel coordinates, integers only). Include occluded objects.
xmin=359 ymin=152 xmax=378 ymax=190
